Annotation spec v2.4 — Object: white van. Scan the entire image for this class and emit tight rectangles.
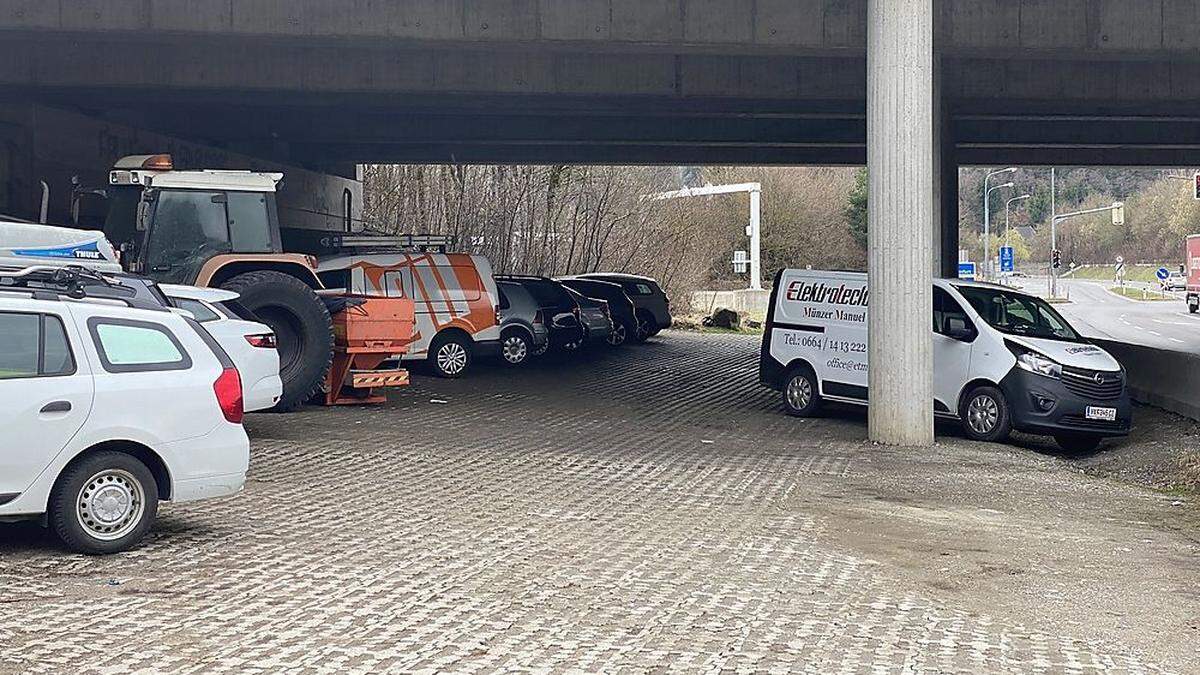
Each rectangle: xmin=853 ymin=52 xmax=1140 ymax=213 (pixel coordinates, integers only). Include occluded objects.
xmin=759 ymin=270 xmax=1131 ymax=452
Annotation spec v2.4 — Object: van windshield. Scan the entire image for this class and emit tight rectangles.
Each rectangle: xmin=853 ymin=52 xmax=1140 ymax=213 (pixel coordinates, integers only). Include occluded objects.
xmin=953 ymin=285 xmax=1082 ymax=342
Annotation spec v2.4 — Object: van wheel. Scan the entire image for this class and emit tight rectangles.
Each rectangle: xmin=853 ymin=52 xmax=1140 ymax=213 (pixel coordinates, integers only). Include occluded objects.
xmin=49 ymin=451 xmax=159 ymax=555
xmin=1055 ymin=434 xmax=1103 ymax=454
xmin=1191 ymin=304 xmax=1199 ymax=314
xmin=500 ymin=329 xmax=531 ymax=366
xmin=429 ymin=332 xmax=472 ymax=378
xmin=960 ymin=385 xmax=1012 ymax=443
xmin=783 ymin=367 xmax=821 ymax=417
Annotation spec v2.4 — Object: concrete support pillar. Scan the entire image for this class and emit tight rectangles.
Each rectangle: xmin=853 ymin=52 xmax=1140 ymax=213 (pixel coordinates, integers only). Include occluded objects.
xmin=866 ymin=0 xmax=935 ymax=446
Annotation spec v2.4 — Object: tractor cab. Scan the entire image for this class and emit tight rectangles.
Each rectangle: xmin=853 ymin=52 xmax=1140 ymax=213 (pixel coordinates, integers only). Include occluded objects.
xmin=104 ymin=154 xmax=284 ymax=285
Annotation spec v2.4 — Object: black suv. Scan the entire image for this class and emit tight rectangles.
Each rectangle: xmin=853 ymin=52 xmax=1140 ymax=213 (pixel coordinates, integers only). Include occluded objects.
xmin=577 ymin=273 xmax=671 ymax=341
xmin=556 ymin=276 xmax=639 ymax=346
xmin=495 ymin=275 xmax=583 ymax=353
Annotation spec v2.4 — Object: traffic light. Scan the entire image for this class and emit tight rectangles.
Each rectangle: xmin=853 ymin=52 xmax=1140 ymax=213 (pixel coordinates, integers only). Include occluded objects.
xmin=1194 ymin=173 xmax=1200 ymax=201
xmin=1052 ymin=249 xmax=1062 ymax=269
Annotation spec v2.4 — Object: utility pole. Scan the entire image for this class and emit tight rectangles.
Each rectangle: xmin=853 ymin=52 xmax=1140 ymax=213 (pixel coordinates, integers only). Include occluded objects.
xmin=1050 ymin=168 xmax=1057 ymax=298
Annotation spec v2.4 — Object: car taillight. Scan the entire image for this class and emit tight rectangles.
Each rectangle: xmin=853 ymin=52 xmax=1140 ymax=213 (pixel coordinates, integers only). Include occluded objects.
xmin=245 ymin=333 xmax=277 ymax=349
xmin=213 ymin=367 xmax=244 ymax=424
xmin=534 ymin=310 xmax=544 ymax=325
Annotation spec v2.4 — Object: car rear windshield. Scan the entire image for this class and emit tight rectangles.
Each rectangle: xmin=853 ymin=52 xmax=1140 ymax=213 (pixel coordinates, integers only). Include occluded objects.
xmin=522 ymin=281 xmax=572 ymax=308
xmin=217 ymin=299 xmax=260 ymax=322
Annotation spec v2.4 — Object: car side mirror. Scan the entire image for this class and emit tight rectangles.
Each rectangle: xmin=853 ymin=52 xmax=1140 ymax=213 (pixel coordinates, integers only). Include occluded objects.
xmin=945 ymin=316 xmax=974 ymax=341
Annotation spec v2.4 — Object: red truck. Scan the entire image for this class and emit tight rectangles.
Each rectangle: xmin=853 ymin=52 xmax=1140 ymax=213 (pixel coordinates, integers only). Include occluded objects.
xmin=1188 ymin=234 xmax=1200 ymax=313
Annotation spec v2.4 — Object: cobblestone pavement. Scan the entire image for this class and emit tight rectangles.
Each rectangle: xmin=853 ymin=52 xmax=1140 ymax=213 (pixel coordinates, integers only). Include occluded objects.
xmin=2 ymin=331 xmax=1198 ymax=673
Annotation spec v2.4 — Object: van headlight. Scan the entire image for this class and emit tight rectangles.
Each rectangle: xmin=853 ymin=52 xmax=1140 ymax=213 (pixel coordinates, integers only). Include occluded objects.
xmin=1008 ymin=342 xmax=1062 ymax=379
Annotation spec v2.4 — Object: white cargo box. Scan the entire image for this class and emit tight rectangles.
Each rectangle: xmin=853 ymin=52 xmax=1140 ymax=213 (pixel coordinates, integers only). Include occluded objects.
xmin=0 ymin=221 xmax=122 ymax=273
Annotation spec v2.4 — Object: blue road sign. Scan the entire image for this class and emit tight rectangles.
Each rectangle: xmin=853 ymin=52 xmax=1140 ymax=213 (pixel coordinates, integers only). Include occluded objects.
xmin=958 ymin=262 xmax=977 ymax=280
xmin=999 ymin=246 xmax=1014 ymax=273
xmin=1157 ymin=267 xmax=1170 ymax=281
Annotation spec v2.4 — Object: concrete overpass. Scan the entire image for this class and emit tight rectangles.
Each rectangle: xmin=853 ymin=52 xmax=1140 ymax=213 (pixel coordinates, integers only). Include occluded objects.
xmin=1 ymin=0 xmax=1196 ymax=444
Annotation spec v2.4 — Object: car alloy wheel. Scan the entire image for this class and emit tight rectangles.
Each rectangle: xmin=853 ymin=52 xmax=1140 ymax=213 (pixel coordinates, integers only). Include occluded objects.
xmin=607 ymin=323 xmax=627 ymax=346
xmin=966 ymin=393 xmax=999 ymax=435
xmin=502 ymin=335 xmax=528 ymax=364
xmin=635 ymin=317 xmax=652 ymax=341
xmin=786 ymin=374 xmax=812 ymax=412
xmin=437 ymin=342 xmax=469 ymax=376
xmin=76 ymin=469 xmax=146 ymax=542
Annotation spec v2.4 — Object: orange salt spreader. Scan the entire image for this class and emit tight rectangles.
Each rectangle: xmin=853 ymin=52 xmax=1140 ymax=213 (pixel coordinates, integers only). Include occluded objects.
xmin=323 ymin=294 xmax=415 ymax=405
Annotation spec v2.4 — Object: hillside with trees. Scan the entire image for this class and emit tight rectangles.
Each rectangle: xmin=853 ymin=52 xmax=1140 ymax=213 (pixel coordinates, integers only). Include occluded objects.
xmin=363 ymin=164 xmax=1199 ymax=304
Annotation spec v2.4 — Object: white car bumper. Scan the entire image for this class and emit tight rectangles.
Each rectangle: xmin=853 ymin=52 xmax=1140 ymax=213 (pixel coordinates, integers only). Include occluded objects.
xmin=159 ymin=421 xmax=250 ymax=503
xmin=244 ymin=372 xmax=283 ymax=412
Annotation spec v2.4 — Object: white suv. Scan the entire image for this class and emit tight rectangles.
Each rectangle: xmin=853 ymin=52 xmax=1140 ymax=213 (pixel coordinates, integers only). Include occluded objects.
xmin=0 ymin=268 xmax=250 ymax=554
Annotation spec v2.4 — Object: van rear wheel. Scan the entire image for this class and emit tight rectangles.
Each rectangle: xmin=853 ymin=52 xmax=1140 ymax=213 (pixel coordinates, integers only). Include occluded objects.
xmin=783 ymin=367 xmax=821 ymax=417
xmin=960 ymin=385 xmax=1012 ymax=443
xmin=429 ymin=332 xmax=473 ymax=378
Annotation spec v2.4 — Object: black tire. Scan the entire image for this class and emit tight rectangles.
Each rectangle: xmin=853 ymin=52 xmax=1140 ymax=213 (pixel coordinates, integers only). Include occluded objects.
xmin=1191 ymin=304 xmax=1199 ymax=314
xmin=782 ymin=366 xmax=822 ymax=417
xmin=959 ymin=385 xmax=1013 ymax=443
xmin=221 ymin=271 xmax=332 ymax=412
xmin=49 ymin=451 xmax=159 ymax=555
xmin=1055 ymin=434 xmax=1103 ymax=453
xmin=500 ymin=328 xmax=532 ymax=366
xmin=606 ymin=320 xmax=630 ymax=347
xmin=429 ymin=331 xmax=473 ymax=378
xmin=633 ymin=311 xmax=654 ymax=342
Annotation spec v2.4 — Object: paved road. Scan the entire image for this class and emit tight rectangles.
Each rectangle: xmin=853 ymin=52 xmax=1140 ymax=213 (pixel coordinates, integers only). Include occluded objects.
xmin=1 ymin=332 xmax=1198 ymax=672
xmin=1016 ymin=276 xmax=1200 ymax=353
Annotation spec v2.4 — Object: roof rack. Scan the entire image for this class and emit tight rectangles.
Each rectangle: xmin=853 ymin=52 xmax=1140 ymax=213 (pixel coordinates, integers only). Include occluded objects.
xmin=0 ymin=265 xmax=163 ymax=310
xmin=324 ymin=233 xmax=456 ymax=254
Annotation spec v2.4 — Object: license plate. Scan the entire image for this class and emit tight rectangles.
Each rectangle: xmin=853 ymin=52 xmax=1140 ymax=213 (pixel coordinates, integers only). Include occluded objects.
xmin=1086 ymin=406 xmax=1117 ymax=422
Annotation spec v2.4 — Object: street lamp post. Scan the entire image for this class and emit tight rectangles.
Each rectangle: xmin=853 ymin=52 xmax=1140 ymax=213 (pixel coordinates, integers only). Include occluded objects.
xmin=985 ymin=180 xmax=1015 ymax=279
xmin=983 ymin=167 xmax=1018 ymax=280
xmin=1002 ymin=193 xmax=1031 ymax=284
xmin=1004 ymin=194 xmax=1031 ymax=248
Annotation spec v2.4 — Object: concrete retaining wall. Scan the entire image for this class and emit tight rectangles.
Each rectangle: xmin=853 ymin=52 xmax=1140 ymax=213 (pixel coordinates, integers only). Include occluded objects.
xmin=690 ymin=289 xmax=769 ymax=315
xmin=1095 ymin=339 xmax=1200 ymax=421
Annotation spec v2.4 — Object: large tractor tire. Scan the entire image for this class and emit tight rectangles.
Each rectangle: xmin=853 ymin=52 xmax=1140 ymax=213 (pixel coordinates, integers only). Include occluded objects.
xmin=221 ymin=271 xmax=333 ymax=412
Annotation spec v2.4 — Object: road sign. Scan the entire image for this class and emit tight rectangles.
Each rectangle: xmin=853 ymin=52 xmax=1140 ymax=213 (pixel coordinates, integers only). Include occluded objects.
xmin=1116 ymin=255 xmax=1124 ymax=264
xmin=1156 ymin=267 xmax=1170 ymax=281
xmin=957 ymin=262 xmax=977 ymax=280
xmin=732 ymin=250 xmax=749 ymax=274
xmin=999 ymin=246 xmax=1014 ymax=273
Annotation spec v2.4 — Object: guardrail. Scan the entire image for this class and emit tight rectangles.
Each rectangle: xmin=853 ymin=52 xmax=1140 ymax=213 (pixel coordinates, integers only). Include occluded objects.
xmin=1094 ymin=339 xmax=1200 ymax=421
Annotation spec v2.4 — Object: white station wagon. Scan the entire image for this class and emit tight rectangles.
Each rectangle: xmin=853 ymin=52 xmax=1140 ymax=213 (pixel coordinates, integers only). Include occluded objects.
xmin=0 ymin=267 xmax=250 ymax=554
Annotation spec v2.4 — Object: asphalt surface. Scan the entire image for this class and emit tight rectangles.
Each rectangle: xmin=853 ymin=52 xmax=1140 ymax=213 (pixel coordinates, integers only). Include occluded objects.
xmin=1016 ymin=276 xmax=1200 ymax=353
xmin=1 ymin=332 xmax=1198 ymax=672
